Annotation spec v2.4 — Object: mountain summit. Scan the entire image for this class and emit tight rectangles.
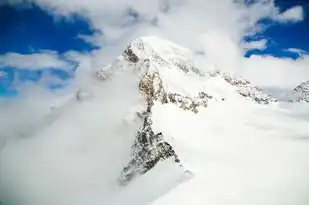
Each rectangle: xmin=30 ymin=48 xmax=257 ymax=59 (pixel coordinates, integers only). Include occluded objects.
xmin=97 ymin=36 xmax=276 ymax=184
xmin=1 ymin=37 xmax=309 ymax=205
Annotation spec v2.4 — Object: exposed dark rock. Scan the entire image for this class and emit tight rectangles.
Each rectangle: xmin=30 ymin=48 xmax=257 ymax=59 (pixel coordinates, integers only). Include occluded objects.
xmin=210 ymin=71 xmax=276 ymax=104
xmin=119 ymin=70 xmax=211 ymax=184
xmin=174 ymin=62 xmax=190 ymax=73
xmin=293 ymin=81 xmax=309 ymax=103
xmin=174 ymin=62 xmax=205 ymax=77
xmin=139 ymin=72 xmax=211 ymax=112
xmin=123 ymin=45 xmax=139 ymax=63
xmin=119 ymin=109 xmax=179 ymax=184
xmin=199 ymin=92 xmax=213 ymax=99
xmin=166 ymin=93 xmax=209 ymax=113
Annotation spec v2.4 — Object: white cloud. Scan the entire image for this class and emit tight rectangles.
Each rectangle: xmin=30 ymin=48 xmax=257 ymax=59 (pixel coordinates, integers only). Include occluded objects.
xmin=17 ymin=0 xmax=305 ymax=87
xmin=2 ymin=0 xmax=307 ymax=88
xmin=200 ymin=31 xmax=243 ymax=72
xmin=0 ymin=0 xmax=305 ymax=117
xmin=276 ymin=6 xmax=304 ymax=22
xmin=0 ymin=1 xmax=306 ymax=129
xmin=0 ymin=51 xmax=71 ymax=69
xmin=241 ymin=39 xmax=268 ymax=50
xmin=286 ymin=48 xmax=308 ymax=55
xmin=239 ymin=54 xmax=309 ymax=88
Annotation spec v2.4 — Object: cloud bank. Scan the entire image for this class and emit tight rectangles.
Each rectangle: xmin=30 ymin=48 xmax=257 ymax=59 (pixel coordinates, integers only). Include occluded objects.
xmin=0 ymin=0 xmax=307 ymax=143
xmin=2 ymin=0 xmax=305 ymax=87
xmin=0 ymin=51 xmax=71 ymax=70
xmin=0 ymin=0 xmax=307 ymax=158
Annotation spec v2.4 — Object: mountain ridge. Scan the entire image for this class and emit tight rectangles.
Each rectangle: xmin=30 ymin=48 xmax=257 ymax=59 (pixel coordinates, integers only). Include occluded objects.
xmin=96 ymin=36 xmax=277 ymax=184
xmin=2 ymin=36 xmax=309 ymax=205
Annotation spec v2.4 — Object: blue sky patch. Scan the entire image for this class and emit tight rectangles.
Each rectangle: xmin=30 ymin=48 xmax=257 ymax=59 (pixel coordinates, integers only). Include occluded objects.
xmin=0 ymin=2 xmax=97 ymax=96
xmin=0 ymin=0 xmax=308 ymax=96
xmin=0 ymin=3 xmax=98 ymax=54
xmin=244 ymin=0 xmax=309 ymax=59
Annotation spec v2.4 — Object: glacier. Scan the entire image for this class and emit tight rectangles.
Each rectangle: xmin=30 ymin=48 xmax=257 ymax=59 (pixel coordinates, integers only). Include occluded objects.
xmin=0 ymin=36 xmax=309 ymax=205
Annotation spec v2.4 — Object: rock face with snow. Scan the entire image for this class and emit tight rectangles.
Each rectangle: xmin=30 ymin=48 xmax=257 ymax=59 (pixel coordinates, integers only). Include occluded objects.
xmin=209 ymin=71 xmax=276 ymax=104
xmin=293 ymin=81 xmax=309 ymax=103
xmin=97 ymin=36 xmax=276 ymax=184
xmin=99 ymin=37 xmax=213 ymax=184
xmin=3 ymin=37 xmax=309 ymax=205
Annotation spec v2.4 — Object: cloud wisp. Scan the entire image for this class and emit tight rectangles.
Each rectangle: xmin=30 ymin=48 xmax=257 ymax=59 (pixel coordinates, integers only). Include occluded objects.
xmin=0 ymin=51 xmax=70 ymax=70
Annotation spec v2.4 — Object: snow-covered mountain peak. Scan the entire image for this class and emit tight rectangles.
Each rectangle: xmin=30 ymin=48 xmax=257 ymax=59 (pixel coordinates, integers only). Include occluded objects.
xmin=97 ymin=36 xmax=204 ymax=78
xmin=98 ymin=36 xmax=275 ymax=105
xmin=96 ymin=36 xmax=278 ymax=185
xmin=93 ymin=37 xmax=308 ymax=205
xmin=3 ymin=37 xmax=303 ymax=205
xmin=126 ymin=36 xmax=194 ymax=66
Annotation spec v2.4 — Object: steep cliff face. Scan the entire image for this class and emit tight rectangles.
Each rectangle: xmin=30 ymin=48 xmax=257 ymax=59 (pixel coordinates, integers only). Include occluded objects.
xmin=97 ymin=36 xmax=276 ymax=184
xmin=100 ymin=38 xmax=212 ymax=184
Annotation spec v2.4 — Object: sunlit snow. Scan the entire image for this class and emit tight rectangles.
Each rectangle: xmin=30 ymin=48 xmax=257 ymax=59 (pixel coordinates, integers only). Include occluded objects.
xmin=0 ymin=37 xmax=309 ymax=205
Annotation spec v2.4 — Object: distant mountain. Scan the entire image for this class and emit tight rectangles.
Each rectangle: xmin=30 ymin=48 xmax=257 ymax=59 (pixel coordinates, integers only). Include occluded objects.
xmin=292 ymin=80 xmax=309 ymax=103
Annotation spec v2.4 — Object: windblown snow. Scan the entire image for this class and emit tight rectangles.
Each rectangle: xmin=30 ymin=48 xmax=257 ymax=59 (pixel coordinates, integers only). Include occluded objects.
xmin=0 ymin=37 xmax=309 ymax=205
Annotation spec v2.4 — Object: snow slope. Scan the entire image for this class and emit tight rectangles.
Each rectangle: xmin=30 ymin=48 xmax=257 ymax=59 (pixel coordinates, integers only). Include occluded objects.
xmin=151 ymin=100 xmax=309 ymax=205
xmin=1 ymin=37 xmax=309 ymax=205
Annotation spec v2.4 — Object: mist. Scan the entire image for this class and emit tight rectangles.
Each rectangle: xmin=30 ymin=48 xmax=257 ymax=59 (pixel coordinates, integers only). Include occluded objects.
xmin=0 ymin=70 xmax=144 ymax=205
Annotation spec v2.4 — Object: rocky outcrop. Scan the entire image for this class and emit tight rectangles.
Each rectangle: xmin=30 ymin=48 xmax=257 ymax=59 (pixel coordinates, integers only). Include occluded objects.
xmin=119 ymin=109 xmax=180 ymax=184
xmin=119 ymin=70 xmax=210 ymax=184
xmin=123 ymin=45 xmax=139 ymax=63
xmin=209 ymin=71 xmax=276 ymax=104
xmin=293 ymin=81 xmax=309 ymax=103
xmin=138 ymin=72 xmax=211 ymax=113
xmin=173 ymin=61 xmax=205 ymax=77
